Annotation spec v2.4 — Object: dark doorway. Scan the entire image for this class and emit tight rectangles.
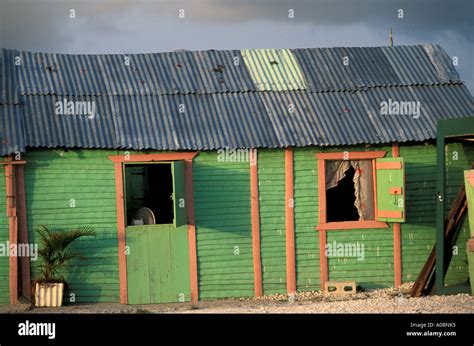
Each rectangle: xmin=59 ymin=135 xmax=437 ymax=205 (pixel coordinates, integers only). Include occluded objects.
xmin=125 ymin=163 xmax=174 ymax=225
xmin=326 ymin=165 xmax=359 ymax=222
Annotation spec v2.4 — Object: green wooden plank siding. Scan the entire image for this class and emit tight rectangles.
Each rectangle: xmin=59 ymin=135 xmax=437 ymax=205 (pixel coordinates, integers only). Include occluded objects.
xmin=257 ymin=150 xmax=286 ymax=295
xmin=24 ymin=149 xmax=120 ymax=303
xmin=193 ymin=152 xmax=254 ymax=299
xmin=444 ymin=142 xmax=474 ymax=285
xmin=1 ymin=142 xmax=470 ymax=305
xmin=126 ymin=225 xmax=190 ymax=304
xmin=327 ymin=227 xmax=395 ymax=288
xmin=294 ymin=148 xmax=320 ymax=291
xmin=400 ymin=144 xmax=437 ymax=282
xmin=400 ymin=142 xmax=474 ymax=286
xmin=0 ymin=168 xmax=9 ymax=305
xmin=294 ymin=146 xmax=396 ymax=290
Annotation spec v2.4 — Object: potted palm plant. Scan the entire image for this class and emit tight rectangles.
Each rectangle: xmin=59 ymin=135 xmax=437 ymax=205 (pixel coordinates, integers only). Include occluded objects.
xmin=34 ymin=225 xmax=96 ymax=307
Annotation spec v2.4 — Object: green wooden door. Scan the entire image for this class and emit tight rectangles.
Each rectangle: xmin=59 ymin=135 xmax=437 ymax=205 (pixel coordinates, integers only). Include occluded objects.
xmin=126 ymin=225 xmax=191 ymax=304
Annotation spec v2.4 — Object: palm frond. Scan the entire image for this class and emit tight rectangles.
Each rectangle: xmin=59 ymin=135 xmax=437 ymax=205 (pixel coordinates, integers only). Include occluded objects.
xmin=36 ymin=225 xmax=96 ymax=283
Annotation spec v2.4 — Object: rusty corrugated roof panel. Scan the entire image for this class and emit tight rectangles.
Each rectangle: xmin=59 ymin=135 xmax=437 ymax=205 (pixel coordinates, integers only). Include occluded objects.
xmin=241 ymin=49 xmax=306 ymax=91
xmin=13 ymin=50 xmax=256 ymax=96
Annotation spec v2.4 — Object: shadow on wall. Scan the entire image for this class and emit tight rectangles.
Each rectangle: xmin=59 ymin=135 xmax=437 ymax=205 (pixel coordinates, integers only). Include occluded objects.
xmin=25 ymin=148 xmax=120 ymax=304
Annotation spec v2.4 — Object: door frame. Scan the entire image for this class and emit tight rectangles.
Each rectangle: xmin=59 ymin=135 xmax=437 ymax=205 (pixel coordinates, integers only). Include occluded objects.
xmin=109 ymin=152 xmax=199 ymax=304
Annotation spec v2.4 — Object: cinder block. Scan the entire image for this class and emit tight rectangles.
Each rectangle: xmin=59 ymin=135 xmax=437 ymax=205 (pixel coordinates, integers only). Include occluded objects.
xmin=324 ymin=281 xmax=356 ymax=295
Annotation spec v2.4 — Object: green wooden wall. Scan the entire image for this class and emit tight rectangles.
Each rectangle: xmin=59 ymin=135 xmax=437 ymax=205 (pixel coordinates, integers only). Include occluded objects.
xmin=0 ymin=141 xmax=471 ymax=305
xmin=0 ymin=168 xmax=9 ymax=304
xmin=400 ymin=143 xmax=473 ymax=286
xmin=24 ymin=149 xmax=120 ymax=303
xmin=294 ymin=148 xmax=320 ymax=291
xmin=258 ymin=150 xmax=286 ymax=295
xmin=193 ymin=152 xmax=254 ymax=299
xmin=444 ymin=142 xmax=474 ymax=285
xmin=293 ymin=146 xmax=395 ymax=290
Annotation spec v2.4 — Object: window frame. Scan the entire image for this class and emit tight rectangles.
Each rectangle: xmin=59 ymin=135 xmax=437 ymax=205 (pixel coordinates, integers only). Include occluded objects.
xmin=315 ymin=151 xmax=389 ymax=230
xmin=123 ymin=161 xmax=175 ymax=227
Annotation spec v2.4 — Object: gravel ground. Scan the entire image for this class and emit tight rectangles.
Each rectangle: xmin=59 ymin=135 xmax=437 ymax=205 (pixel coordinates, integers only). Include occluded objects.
xmin=2 ymin=283 xmax=473 ymax=314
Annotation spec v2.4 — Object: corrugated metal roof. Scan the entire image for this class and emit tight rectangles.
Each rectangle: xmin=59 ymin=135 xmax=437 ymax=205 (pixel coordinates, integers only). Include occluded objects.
xmin=10 ymin=84 xmax=471 ymax=154
xmin=1 ymin=49 xmax=20 ymax=104
xmin=292 ymin=44 xmax=461 ymax=92
xmin=241 ymin=49 xmax=306 ymax=91
xmin=20 ymin=95 xmax=117 ymax=150
xmin=13 ymin=50 xmax=257 ymax=96
xmin=112 ymin=93 xmax=280 ymax=150
xmin=258 ymin=85 xmax=473 ymax=147
xmin=0 ymin=44 xmax=472 ymax=155
xmin=0 ymin=104 xmax=25 ymax=155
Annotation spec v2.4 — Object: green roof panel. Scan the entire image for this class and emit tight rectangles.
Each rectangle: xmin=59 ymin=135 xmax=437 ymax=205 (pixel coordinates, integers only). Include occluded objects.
xmin=241 ymin=49 xmax=306 ymax=91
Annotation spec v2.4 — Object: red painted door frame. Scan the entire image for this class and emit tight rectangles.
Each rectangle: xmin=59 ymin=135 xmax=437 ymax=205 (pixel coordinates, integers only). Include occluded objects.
xmin=109 ymin=152 xmax=199 ymax=304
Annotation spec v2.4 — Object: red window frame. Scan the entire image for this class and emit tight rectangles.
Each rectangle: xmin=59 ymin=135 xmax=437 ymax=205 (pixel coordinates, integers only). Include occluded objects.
xmin=315 ymin=151 xmax=389 ymax=231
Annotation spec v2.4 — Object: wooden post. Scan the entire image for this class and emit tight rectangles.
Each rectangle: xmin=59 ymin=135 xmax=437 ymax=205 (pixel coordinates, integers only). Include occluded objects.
xmin=113 ymin=162 xmax=128 ymax=304
xmin=5 ymin=162 xmax=18 ymax=305
xmin=185 ymin=159 xmax=199 ymax=302
xmin=392 ymin=143 xmax=402 ymax=287
xmin=250 ymin=149 xmax=263 ymax=296
xmin=15 ymin=164 xmax=31 ymax=299
xmin=317 ymin=158 xmax=328 ymax=289
xmin=285 ymin=148 xmax=296 ymax=294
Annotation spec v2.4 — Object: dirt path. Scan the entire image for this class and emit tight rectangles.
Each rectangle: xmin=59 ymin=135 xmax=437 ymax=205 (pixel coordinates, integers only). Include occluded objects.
xmin=2 ymin=285 xmax=473 ymax=314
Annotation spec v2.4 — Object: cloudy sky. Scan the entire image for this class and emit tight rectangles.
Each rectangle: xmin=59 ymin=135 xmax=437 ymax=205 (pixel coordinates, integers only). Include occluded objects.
xmin=1 ymin=0 xmax=473 ymax=91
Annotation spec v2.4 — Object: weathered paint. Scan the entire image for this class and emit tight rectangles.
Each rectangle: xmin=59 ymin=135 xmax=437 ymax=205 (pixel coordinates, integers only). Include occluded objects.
xmin=0 ymin=167 xmax=9 ymax=304
xmin=285 ymin=148 xmax=296 ymax=294
xmin=241 ymin=49 xmax=306 ymax=91
xmin=400 ymin=143 xmax=474 ymax=286
xmin=193 ymin=152 xmax=254 ymax=299
xmin=444 ymin=142 xmax=474 ymax=285
xmin=5 ymin=161 xmax=18 ymax=304
xmin=25 ymin=149 xmax=120 ymax=303
xmin=257 ymin=150 xmax=286 ymax=295
xmin=185 ymin=159 xmax=199 ymax=302
xmin=464 ymin=170 xmax=474 ymax=237
xmin=126 ymin=225 xmax=190 ymax=304
xmin=0 ymin=142 xmax=472 ymax=305
xmin=375 ymin=158 xmax=405 ymax=222
xmin=392 ymin=143 xmax=402 ymax=288
xmin=249 ymin=149 xmax=263 ymax=296
xmin=294 ymin=148 xmax=321 ymax=291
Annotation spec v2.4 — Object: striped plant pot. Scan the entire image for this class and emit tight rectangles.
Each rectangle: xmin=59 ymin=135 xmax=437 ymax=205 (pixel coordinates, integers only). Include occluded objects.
xmin=34 ymin=282 xmax=64 ymax=307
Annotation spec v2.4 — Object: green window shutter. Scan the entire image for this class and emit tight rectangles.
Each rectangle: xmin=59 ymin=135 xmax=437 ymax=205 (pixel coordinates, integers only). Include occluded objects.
xmin=375 ymin=157 xmax=405 ymax=222
xmin=172 ymin=160 xmax=187 ymax=227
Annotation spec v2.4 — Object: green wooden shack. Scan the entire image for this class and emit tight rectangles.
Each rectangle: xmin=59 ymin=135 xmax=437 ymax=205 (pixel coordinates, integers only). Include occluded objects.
xmin=0 ymin=44 xmax=473 ymax=305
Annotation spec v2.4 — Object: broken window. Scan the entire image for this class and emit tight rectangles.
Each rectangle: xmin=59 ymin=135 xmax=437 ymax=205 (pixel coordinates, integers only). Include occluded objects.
xmin=325 ymin=160 xmax=375 ymax=222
